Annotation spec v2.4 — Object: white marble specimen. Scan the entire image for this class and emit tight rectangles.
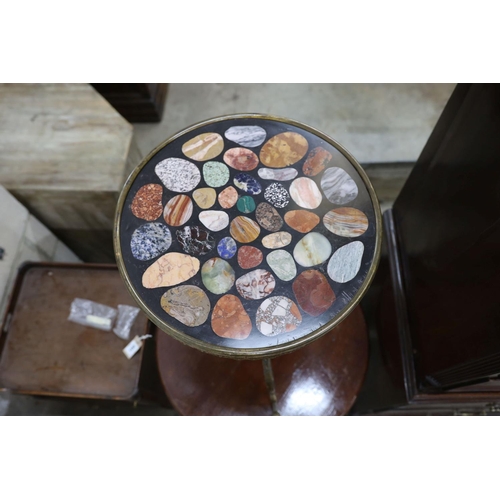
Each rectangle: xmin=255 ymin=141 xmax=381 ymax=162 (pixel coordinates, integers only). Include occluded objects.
xmin=293 ymin=232 xmax=332 ymax=267
xmin=327 ymin=241 xmax=364 ymax=283
xmin=258 ymin=168 xmax=298 ymax=182
xmin=320 ymin=167 xmax=358 ymax=205
xmin=225 ymin=125 xmax=267 ymax=147
xmin=198 ymin=210 xmax=229 ymax=231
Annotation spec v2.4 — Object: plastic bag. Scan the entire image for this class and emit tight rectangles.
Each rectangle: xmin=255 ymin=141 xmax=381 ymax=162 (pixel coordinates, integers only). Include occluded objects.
xmin=67 ymin=298 xmax=117 ymax=331
xmin=113 ymin=305 xmax=140 ymax=340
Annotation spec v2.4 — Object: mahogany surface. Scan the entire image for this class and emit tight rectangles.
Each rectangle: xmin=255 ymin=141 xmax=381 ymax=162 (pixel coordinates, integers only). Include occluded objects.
xmin=156 ymin=305 xmax=368 ymax=416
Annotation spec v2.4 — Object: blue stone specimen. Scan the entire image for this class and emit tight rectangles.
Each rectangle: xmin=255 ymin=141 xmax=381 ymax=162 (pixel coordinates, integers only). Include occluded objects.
xmin=234 ymin=173 xmax=262 ymax=195
xmin=217 ymin=237 xmax=237 ymax=259
xmin=131 ymin=222 xmax=172 ymax=261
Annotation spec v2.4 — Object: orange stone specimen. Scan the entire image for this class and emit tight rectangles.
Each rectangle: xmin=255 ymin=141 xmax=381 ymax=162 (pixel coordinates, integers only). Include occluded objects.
xmin=230 ymin=216 xmax=260 ymax=243
xmin=284 ymin=210 xmax=320 ymax=233
xmin=292 ymin=270 xmax=336 ymax=317
xmin=260 ymin=132 xmax=309 ymax=168
xmin=323 ymin=207 xmax=369 ymax=237
xmin=218 ymin=186 xmax=238 ymax=209
xmin=131 ymin=184 xmax=163 ymax=221
xmin=211 ymin=294 xmax=252 ymax=340
xmin=302 ymin=147 xmax=332 ymax=176
xmin=163 ymin=194 xmax=193 ymax=226
xmin=223 ymin=147 xmax=259 ymax=171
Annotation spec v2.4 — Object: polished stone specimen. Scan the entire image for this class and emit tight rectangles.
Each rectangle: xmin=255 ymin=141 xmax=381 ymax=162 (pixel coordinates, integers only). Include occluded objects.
xmin=199 ymin=210 xmax=229 ymax=231
xmin=321 ymin=167 xmax=358 ymax=204
xmin=155 ymin=158 xmax=201 ymax=192
xmin=237 ymin=246 xmax=263 ymax=269
xmin=293 ymin=232 xmax=332 ymax=267
xmin=218 ymin=186 xmax=238 ymax=209
xmin=284 ymin=210 xmax=320 ymax=233
xmin=225 ymin=125 xmax=266 ymax=147
xmin=302 ymin=147 xmax=332 ymax=177
xmin=130 ymin=222 xmax=172 ymax=261
xmin=264 ymin=182 xmax=290 ymax=208
xmin=182 ymin=132 xmax=224 ymax=161
xmin=258 ymin=168 xmax=298 ymax=182
xmin=255 ymin=202 xmax=283 ymax=232
xmin=201 ymin=258 xmax=235 ymax=294
xmin=223 ymin=147 xmax=259 ymax=171
xmin=211 ymin=295 xmax=252 ymax=340
xmin=193 ymin=188 xmax=216 ymax=209
xmin=266 ymin=250 xmax=297 ymax=282
xmin=217 ymin=237 xmax=237 ymax=259
xmin=292 ymin=270 xmax=336 ymax=317
xmin=236 ymin=269 xmax=275 ymax=300
xmin=176 ymin=226 xmax=215 ymax=256
xmin=256 ymin=296 xmax=302 ymax=336
xmin=236 ymin=196 xmax=256 ymax=214
xmin=163 ymin=194 xmax=193 ymax=226
xmin=289 ymin=177 xmax=322 ymax=209
xmin=233 ymin=173 xmax=262 ymax=195
xmin=262 ymin=231 xmax=292 ymax=249
xmin=327 ymin=241 xmax=364 ymax=283
xmin=142 ymin=252 xmax=200 ymax=288
xmin=203 ymin=161 xmax=230 ymax=188
xmin=323 ymin=207 xmax=368 ymax=237
xmin=230 ymin=216 xmax=261 ymax=243
xmin=160 ymin=285 xmax=210 ymax=327
xmin=131 ymin=184 xmax=163 ymax=221
xmin=260 ymin=132 xmax=309 ymax=168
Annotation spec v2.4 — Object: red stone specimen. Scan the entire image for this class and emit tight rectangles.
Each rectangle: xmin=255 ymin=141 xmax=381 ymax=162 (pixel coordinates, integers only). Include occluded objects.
xmin=224 ymin=147 xmax=259 ymax=171
xmin=131 ymin=184 xmax=163 ymax=221
xmin=302 ymin=147 xmax=332 ymax=177
xmin=211 ymin=295 xmax=252 ymax=339
xmin=237 ymin=246 xmax=263 ymax=269
xmin=292 ymin=270 xmax=336 ymax=317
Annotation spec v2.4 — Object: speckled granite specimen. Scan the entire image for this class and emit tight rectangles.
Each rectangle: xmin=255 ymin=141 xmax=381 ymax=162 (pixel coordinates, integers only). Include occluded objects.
xmin=203 ymin=161 xmax=229 ymax=187
xmin=130 ymin=222 xmax=172 ymax=261
xmin=264 ymin=182 xmax=290 ymax=208
xmin=155 ymin=158 xmax=201 ymax=192
xmin=255 ymin=202 xmax=283 ymax=232
xmin=131 ymin=184 xmax=163 ymax=221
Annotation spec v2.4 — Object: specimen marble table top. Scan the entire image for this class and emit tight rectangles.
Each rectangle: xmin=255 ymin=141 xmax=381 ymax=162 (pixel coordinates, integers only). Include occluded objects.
xmin=115 ymin=115 xmax=381 ymax=358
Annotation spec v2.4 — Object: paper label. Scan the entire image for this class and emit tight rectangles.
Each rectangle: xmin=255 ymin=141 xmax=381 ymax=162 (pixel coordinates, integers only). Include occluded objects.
xmin=123 ymin=336 xmax=143 ymax=359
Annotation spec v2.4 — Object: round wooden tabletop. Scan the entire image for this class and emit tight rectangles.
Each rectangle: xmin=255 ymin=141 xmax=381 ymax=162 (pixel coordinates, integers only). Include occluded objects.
xmin=156 ymin=305 xmax=369 ymax=416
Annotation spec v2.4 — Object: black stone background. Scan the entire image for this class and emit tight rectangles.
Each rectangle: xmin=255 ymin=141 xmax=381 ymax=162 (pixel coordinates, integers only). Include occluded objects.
xmin=119 ymin=117 xmax=377 ymax=350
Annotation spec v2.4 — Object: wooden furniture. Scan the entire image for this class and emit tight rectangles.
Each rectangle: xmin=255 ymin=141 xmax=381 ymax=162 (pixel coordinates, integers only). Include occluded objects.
xmin=0 ymin=84 xmax=142 ymax=262
xmin=115 ymin=114 xmax=381 ymax=415
xmin=92 ymin=84 xmax=168 ymax=123
xmin=0 ymin=263 xmax=149 ymax=401
xmin=370 ymin=84 xmax=500 ymax=414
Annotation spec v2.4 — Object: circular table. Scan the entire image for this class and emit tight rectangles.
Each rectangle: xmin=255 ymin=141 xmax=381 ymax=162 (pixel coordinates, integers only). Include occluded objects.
xmin=114 ymin=114 xmax=381 ymax=415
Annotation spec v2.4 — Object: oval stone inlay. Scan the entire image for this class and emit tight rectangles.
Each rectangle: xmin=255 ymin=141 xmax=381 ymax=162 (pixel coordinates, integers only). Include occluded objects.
xmin=302 ymin=147 xmax=332 ymax=177
xmin=163 ymin=194 xmax=193 ymax=226
xmin=293 ymin=232 xmax=332 ymax=267
xmin=266 ymin=250 xmax=297 ymax=282
xmin=131 ymin=222 xmax=172 ymax=261
xmin=160 ymin=285 xmax=210 ymax=327
xmin=321 ymin=167 xmax=358 ymax=205
xmin=230 ymin=216 xmax=260 ymax=243
xmin=236 ymin=269 xmax=275 ymax=300
xmin=217 ymin=237 xmax=237 ymax=259
xmin=292 ymin=270 xmax=336 ymax=317
xmin=218 ymin=186 xmax=238 ymax=209
xmin=203 ymin=161 xmax=230 ymax=188
xmin=284 ymin=210 xmax=320 ymax=233
xmin=199 ymin=210 xmax=229 ymax=232
xmin=182 ymin=132 xmax=224 ymax=161
xmin=262 ymin=231 xmax=292 ymax=249
xmin=193 ymin=188 xmax=216 ymax=209
xmin=237 ymin=246 xmax=263 ymax=269
xmin=223 ymin=147 xmax=259 ymax=171
xmin=225 ymin=125 xmax=266 ymax=148
xmin=323 ymin=207 xmax=368 ymax=237
xmin=131 ymin=184 xmax=163 ymax=221
xmin=327 ymin=241 xmax=364 ymax=283
xmin=260 ymin=132 xmax=309 ymax=168
xmin=176 ymin=226 xmax=215 ymax=256
xmin=264 ymin=182 xmax=290 ymax=208
xmin=256 ymin=296 xmax=302 ymax=336
xmin=258 ymin=168 xmax=298 ymax=182
xmin=201 ymin=258 xmax=235 ymax=294
xmin=289 ymin=177 xmax=322 ymax=209
xmin=233 ymin=173 xmax=262 ymax=195
xmin=142 ymin=253 xmax=200 ymax=289
xmin=155 ymin=158 xmax=201 ymax=193
xmin=211 ymin=295 xmax=252 ymax=340
xmin=255 ymin=202 xmax=283 ymax=232
xmin=236 ymin=196 xmax=256 ymax=214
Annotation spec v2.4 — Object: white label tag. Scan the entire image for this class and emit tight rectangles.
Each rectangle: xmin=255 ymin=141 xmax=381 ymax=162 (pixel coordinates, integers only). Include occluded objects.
xmin=85 ymin=315 xmax=112 ymax=329
xmin=123 ymin=335 xmax=143 ymax=359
